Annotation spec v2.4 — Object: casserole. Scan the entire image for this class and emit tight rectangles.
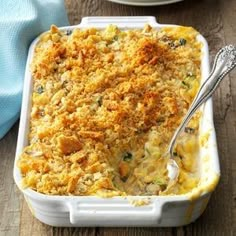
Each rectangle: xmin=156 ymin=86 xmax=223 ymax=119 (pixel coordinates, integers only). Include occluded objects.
xmin=14 ymin=16 xmax=220 ymax=227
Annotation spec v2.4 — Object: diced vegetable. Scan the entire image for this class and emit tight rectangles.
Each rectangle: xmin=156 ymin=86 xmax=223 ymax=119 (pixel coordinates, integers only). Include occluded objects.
xmin=62 ymin=80 xmax=68 ymax=88
xmin=153 ymin=177 xmax=167 ymax=191
xmin=153 ymin=177 xmax=167 ymax=186
xmin=182 ymin=81 xmax=190 ymax=88
xmin=145 ymin=146 xmax=151 ymax=156
xmin=66 ymin=30 xmax=72 ymax=36
xmin=179 ymin=38 xmax=187 ymax=46
xmin=113 ymin=35 xmax=119 ymax=41
xmin=37 ymin=85 xmax=44 ymax=94
xmin=168 ymin=41 xmax=175 ymax=48
xmin=184 ymin=127 xmax=195 ymax=134
xmin=96 ymin=96 xmax=103 ymax=106
xmin=185 ymin=75 xmax=196 ymax=81
xmin=156 ymin=117 xmax=165 ymax=124
xmin=173 ymin=151 xmax=178 ymax=156
xmin=123 ymin=152 xmax=132 ymax=162
xmin=181 ymin=75 xmax=196 ymax=89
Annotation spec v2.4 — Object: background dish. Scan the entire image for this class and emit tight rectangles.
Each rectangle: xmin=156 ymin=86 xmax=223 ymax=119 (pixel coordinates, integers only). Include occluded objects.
xmin=107 ymin=0 xmax=183 ymax=6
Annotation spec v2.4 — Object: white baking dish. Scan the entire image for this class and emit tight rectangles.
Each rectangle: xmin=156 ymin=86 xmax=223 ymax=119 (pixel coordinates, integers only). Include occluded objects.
xmin=14 ymin=16 xmax=220 ymax=227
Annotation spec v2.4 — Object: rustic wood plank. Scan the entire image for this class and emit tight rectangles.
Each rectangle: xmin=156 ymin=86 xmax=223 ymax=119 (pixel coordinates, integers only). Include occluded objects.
xmin=98 ymin=227 xmax=174 ymax=236
xmin=20 ymin=200 xmax=53 ymax=236
xmin=52 ymin=227 xmax=96 ymax=236
xmin=219 ymin=0 xmax=236 ymax=233
xmin=0 ymin=123 xmax=22 ymax=236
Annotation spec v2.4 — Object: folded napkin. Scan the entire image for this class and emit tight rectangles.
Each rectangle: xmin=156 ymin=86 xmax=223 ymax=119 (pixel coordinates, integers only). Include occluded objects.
xmin=0 ymin=0 xmax=69 ymax=139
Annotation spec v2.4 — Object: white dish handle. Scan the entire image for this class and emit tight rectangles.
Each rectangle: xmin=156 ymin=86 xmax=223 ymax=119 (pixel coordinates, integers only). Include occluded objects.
xmin=68 ymin=199 xmax=163 ymax=226
xmin=79 ymin=16 xmax=159 ymax=28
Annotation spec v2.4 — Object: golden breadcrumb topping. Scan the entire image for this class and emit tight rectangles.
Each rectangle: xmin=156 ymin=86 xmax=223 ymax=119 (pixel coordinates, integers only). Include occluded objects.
xmin=18 ymin=24 xmax=202 ymax=196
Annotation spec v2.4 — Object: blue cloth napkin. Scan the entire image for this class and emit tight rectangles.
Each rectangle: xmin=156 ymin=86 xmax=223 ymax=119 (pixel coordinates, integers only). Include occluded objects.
xmin=0 ymin=0 xmax=69 ymax=139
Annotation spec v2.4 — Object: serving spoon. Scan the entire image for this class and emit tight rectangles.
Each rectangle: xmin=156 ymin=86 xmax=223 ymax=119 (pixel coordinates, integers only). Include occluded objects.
xmin=166 ymin=45 xmax=236 ymax=188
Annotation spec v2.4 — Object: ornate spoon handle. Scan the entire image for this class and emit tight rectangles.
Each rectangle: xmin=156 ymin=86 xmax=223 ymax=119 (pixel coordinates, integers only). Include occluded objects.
xmin=167 ymin=45 xmax=236 ymax=156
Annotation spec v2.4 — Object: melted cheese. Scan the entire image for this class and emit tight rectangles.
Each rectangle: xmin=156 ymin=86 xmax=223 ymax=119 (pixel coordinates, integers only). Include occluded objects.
xmin=18 ymin=24 xmax=203 ymax=197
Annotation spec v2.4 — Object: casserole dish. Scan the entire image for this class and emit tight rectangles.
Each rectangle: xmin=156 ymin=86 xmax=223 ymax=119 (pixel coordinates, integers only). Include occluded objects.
xmin=14 ymin=16 xmax=220 ymax=227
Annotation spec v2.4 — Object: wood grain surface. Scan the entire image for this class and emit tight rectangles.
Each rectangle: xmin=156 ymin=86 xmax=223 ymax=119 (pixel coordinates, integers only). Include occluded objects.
xmin=0 ymin=0 xmax=235 ymax=235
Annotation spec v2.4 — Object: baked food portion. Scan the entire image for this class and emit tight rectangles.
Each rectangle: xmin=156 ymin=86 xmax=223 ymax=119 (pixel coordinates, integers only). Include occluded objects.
xmin=18 ymin=24 xmax=202 ymax=196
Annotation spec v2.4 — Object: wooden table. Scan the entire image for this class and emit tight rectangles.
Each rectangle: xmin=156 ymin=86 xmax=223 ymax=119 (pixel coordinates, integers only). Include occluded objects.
xmin=0 ymin=0 xmax=235 ymax=235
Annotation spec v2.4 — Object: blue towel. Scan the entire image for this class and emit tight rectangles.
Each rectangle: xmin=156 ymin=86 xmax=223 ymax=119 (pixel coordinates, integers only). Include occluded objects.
xmin=0 ymin=0 xmax=69 ymax=139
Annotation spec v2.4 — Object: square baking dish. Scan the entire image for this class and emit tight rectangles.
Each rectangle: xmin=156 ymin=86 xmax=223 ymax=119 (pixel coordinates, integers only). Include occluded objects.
xmin=14 ymin=16 xmax=220 ymax=227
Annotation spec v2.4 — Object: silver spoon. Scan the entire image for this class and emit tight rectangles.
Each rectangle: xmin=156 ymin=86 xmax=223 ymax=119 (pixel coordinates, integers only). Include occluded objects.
xmin=166 ymin=45 xmax=236 ymax=187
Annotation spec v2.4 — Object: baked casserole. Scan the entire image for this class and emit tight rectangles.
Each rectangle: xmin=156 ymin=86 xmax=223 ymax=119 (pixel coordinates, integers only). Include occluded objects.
xmin=18 ymin=24 xmax=202 ymax=197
